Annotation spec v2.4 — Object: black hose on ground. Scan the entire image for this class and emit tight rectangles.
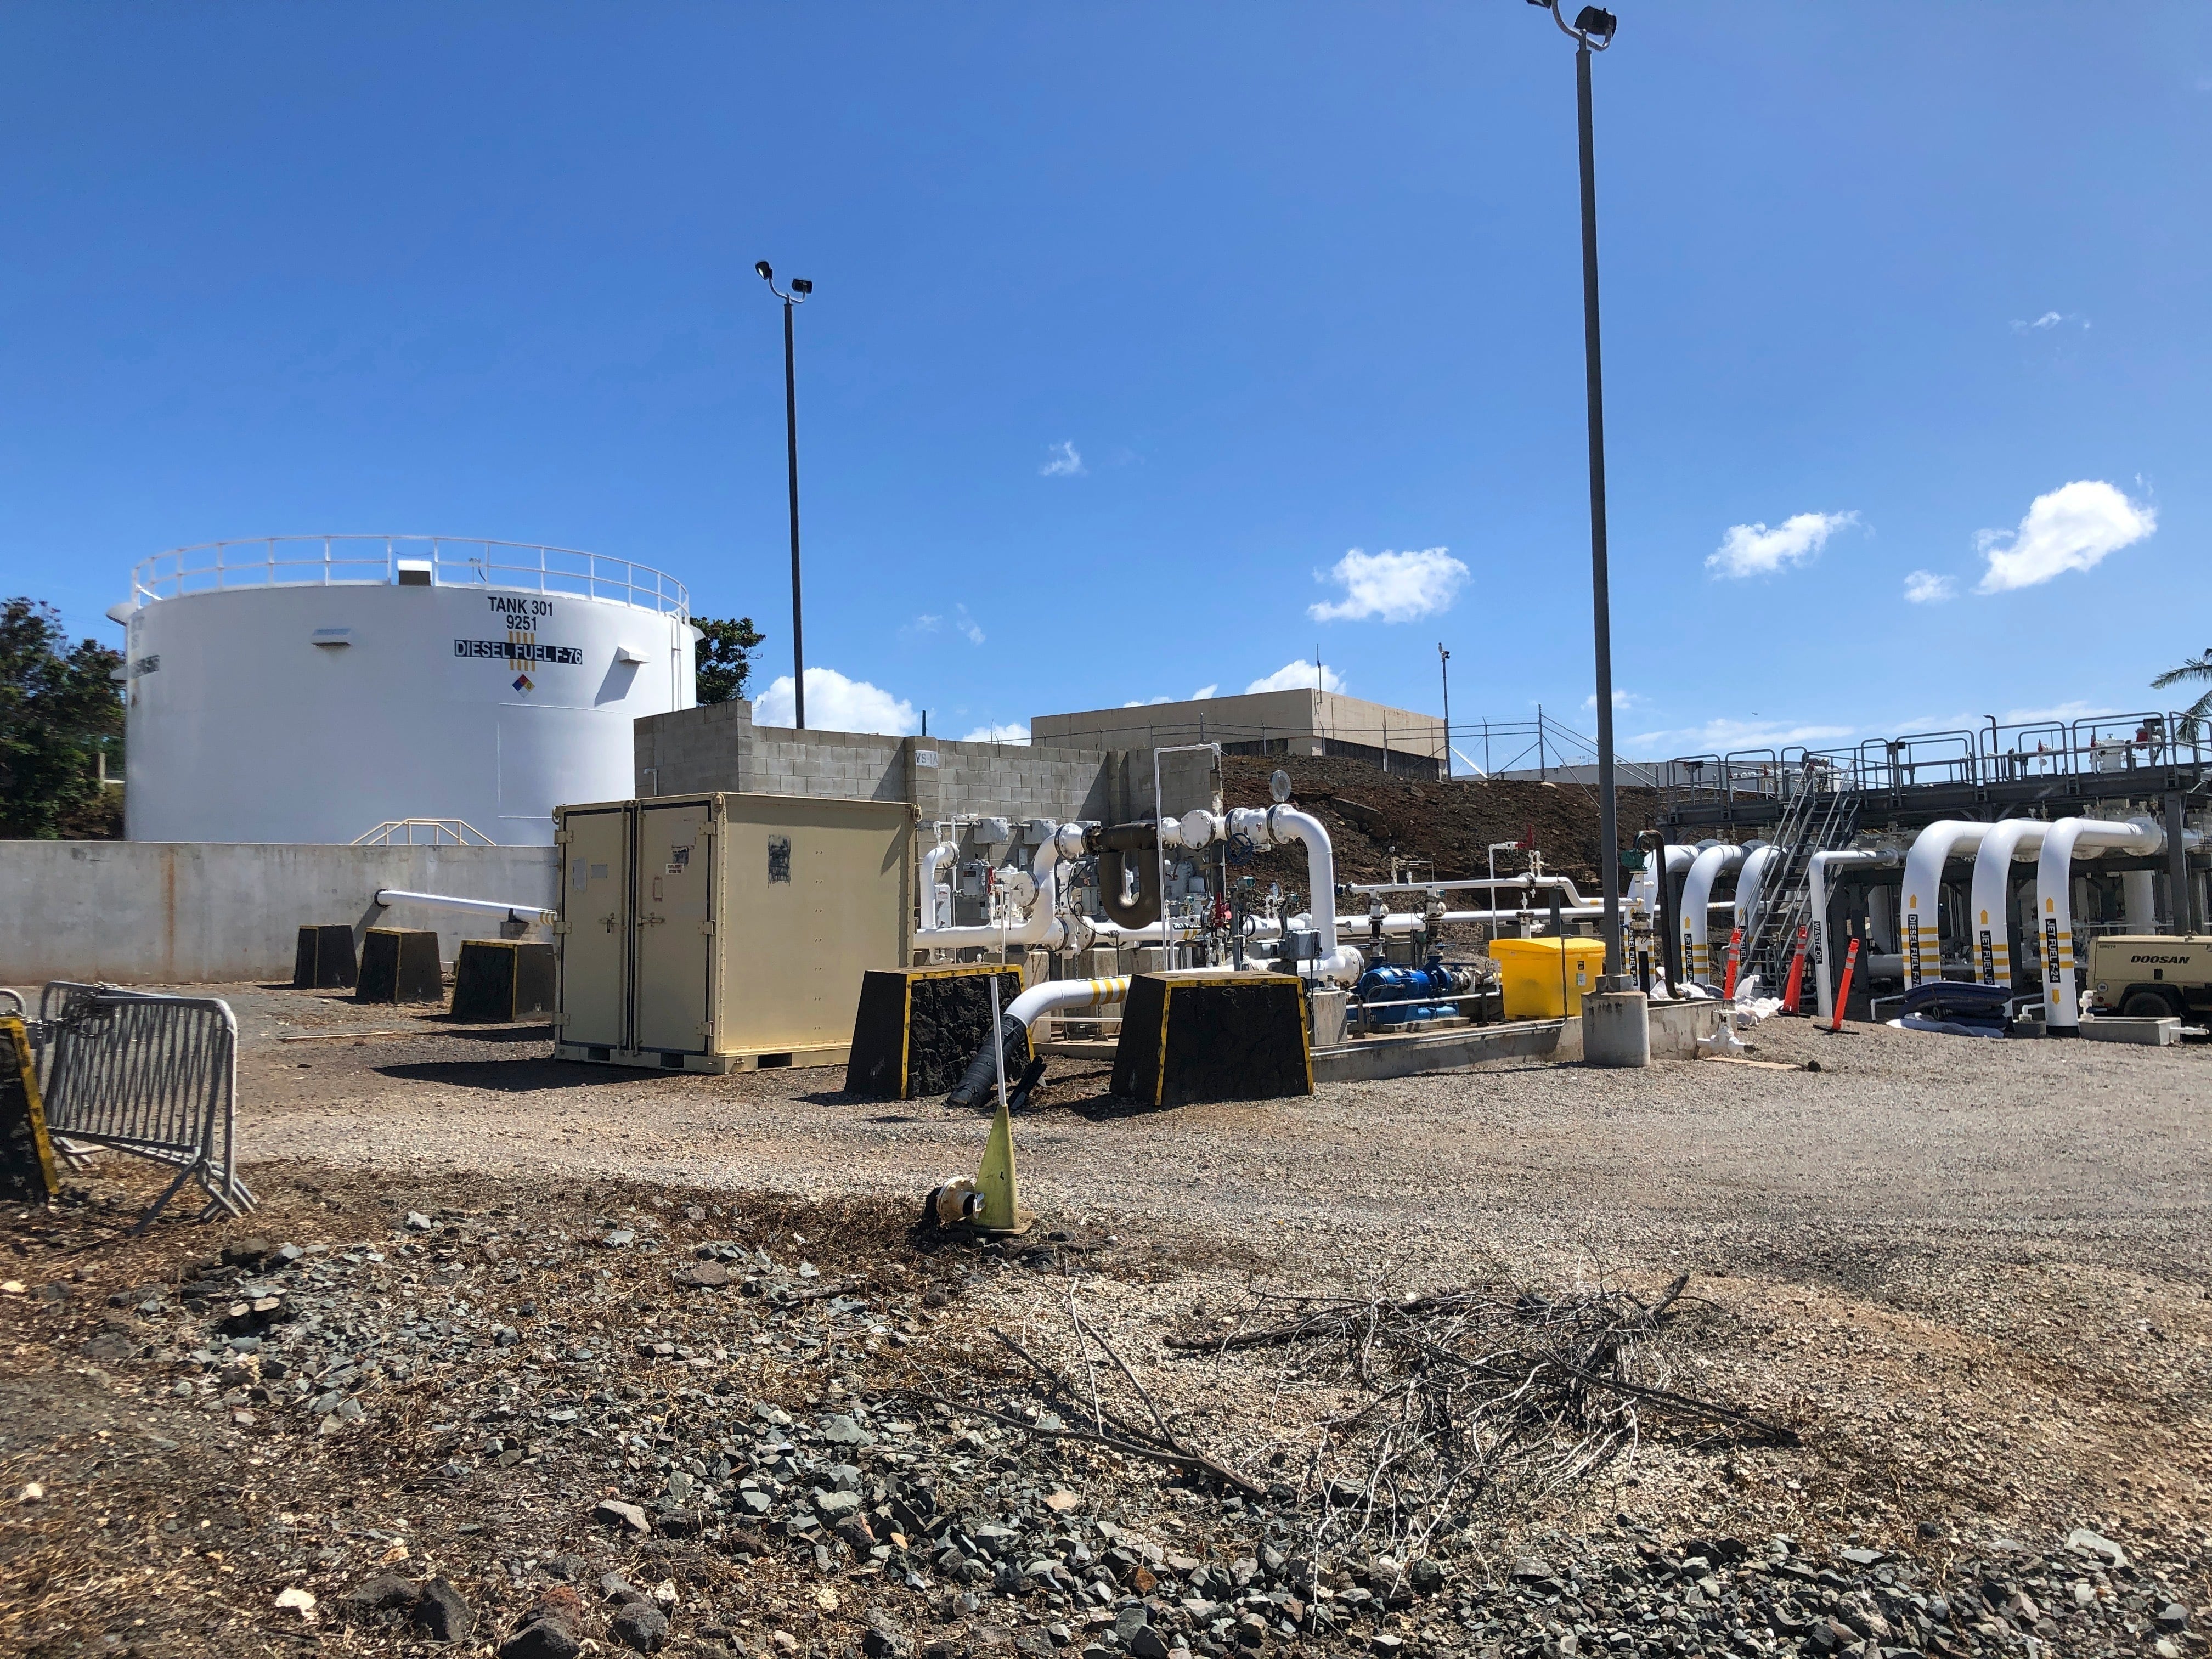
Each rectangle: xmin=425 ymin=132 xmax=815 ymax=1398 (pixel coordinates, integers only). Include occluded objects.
xmin=945 ymin=1012 xmax=1032 ymax=1109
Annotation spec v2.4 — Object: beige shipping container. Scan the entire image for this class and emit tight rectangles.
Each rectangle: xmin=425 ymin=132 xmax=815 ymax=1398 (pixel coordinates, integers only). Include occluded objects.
xmin=552 ymin=792 xmax=915 ymax=1073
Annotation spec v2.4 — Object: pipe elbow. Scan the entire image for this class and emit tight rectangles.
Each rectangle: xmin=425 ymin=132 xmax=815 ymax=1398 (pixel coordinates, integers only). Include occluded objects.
xmin=1097 ymin=844 xmax=1161 ymax=929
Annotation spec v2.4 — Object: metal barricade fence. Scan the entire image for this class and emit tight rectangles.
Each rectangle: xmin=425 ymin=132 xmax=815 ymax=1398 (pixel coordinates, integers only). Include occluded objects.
xmin=36 ymin=981 xmax=256 ymax=1228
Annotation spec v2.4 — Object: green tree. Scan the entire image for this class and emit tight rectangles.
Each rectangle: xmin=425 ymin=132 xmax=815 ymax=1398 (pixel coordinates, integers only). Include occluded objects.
xmin=0 ymin=599 xmax=125 ymax=839
xmin=2152 ymin=647 xmax=2212 ymax=741
xmin=694 ymin=616 xmax=768 ymax=706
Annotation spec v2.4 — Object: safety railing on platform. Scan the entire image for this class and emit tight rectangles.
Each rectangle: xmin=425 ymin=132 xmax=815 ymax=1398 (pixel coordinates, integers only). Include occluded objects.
xmin=129 ymin=534 xmax=689 ymax=619
xmin=36 ymin=984 xmax=255 ymax=1231
xmin=1660 ymin=710 xmax=2210 ymax=812
xmin=351 ymin=818 xmax=497 ymax=847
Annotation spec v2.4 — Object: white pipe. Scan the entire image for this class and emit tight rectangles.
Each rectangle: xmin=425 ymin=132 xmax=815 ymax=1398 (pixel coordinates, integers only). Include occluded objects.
xmin=1086 ymin=918 xmax=1170 ymax=943
xmin=920 ymin=840 xmax=960 ymax=930
xmin=914 ymin=825 xmax=1072 ymax=952
xmin=1807 ymin=849 xmax=1899 ymax=1022
xmin=2035 ymin=816 xmax=2164 ymax=1033
xmin=1007 ymin=975 xmax=1131 ymax=1031
xmin=1679 ymin=843 xmax=1745 ymax=982
xmin=1731 ymin=843 xmax=1780 ymax=937
xmin=2123 ymin=870 xmax=2159 ymax=934
xmin=1900 ymin=821 xmax=1996 ymax=989
xmin=1967 ymin=821 xmax=2048 ymax=986
xmin=1224 ymin=805 xmax=1363 ymax=984
xmin=1346 ymin=873 xmax=1590 ymax=905
xmin=1630 ymin=847 xmax=1690 ymax=911
xmin=1867 ymin=885 xmax=1898 ymax=954
xmin=1247 ymin=904 xmax=1606 ymax=940
xmin=374 ymin=889 xmax=556 ymax=926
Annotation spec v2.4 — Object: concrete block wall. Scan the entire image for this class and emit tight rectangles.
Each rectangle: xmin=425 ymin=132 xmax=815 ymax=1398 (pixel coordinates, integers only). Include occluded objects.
xmin=0 ymin=841 xmax=559 ymax=988
xmin=633 ymin=701 xmax=1220 ymax=828
xmin=748 ymin=729 xmax=909 ymax=803
xmin=634 ymin=701 xmax=1119 ymax=825
xmin=634 ymin=698 xmax=754 ymax=800
xmin=934 ymin=743 xmax=1114 ymax=823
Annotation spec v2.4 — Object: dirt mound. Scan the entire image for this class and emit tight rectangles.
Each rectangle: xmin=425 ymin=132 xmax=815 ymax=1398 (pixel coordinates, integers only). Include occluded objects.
xmin=1218 ymin=753 xmax=1657 ymax=891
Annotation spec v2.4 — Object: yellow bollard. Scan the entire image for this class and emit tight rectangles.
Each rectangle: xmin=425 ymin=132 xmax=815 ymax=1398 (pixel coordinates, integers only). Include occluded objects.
xmin=975 ymin=1091 xmax=1021 ymax=1232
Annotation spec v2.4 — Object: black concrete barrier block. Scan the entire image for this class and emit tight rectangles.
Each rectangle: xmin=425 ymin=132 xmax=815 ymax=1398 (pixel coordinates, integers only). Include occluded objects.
xmin=844 ymin=966 xmax=1024 ymax=1100
xmin=1110 ymin=972 xmax=1313 ymax=1108
xmin=292 ymin=924 xmax=357 ymax=990
xmin=356 ymin=928 xmax=444 ymax=1006
xmin=450 ymin=940 xmax=556 ymax=1023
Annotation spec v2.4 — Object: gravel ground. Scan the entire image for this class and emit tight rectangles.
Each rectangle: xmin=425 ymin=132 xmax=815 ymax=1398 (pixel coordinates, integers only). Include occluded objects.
xmin=2 ymin=981 xmax=2208 ymax=1657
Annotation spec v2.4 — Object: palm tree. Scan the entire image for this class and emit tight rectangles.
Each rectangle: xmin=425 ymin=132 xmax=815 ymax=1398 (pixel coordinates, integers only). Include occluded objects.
xmin=2153 ymin=647 xmax=2212 ymax=740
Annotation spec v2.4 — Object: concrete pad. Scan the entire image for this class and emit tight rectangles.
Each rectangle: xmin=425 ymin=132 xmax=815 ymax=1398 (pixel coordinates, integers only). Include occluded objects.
xmin=2080 ymin=1016 xmax=2182 ymax=1046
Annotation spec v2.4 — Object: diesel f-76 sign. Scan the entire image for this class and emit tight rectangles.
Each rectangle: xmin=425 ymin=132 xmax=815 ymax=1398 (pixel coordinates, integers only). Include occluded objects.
xmin=454 ymin=639 xmax=583 ymax=664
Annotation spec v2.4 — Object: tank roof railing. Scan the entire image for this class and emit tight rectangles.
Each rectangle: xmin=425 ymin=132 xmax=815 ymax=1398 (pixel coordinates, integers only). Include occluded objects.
xmin=130 ymin=535 xmax=689 ymax=620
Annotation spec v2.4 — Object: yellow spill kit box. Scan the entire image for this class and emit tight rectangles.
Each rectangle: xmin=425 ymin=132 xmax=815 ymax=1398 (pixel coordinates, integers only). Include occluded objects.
xmin=1489 ymin=936 xmax=1607 ymax=1020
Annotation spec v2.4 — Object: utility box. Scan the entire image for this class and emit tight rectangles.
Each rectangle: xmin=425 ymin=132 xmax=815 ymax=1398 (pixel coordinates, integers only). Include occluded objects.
xmin=1490 ymin=937 xmax=1607 ymax=1020
xmin=552 ymin=792 xmax=915 ymax=1074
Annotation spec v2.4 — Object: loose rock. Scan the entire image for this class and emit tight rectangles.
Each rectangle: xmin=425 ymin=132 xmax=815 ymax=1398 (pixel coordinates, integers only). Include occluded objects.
xmin=610 ymin=1599 xmax=671 ymax=1652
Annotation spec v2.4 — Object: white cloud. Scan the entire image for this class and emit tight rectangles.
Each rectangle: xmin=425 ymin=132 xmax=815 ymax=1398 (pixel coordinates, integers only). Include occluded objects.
xmin=954 ymin=605 xmax=984 ymax=645
xmin=2019 ymin=311 xmax=2063 ymax=331
xmin=1119 ymin=684 xmax=1222 ymax=707
xmin=907 ymin=613 xmax=942 ymax=634
xmin=1974 ymin=479 xmax=2155 ymax=593
xmin=1246 ymin=659 xmax=1346 ymax=695
xmin=1903 ymin=570 xmax=1956 ymax=604
xmin=1630 ymin=716 xmax=1854 ymax=752
xmin=1040 ymin=441 xmax=1085 ymax=478
xmin=1706 ymin=510 xmax=1860 ymax=578
xmin=961 ymin=722 xmax=1030 ymax=745
xmin=1998 ymin=700 xmax=2121 ymax=724
xmin=754 ymin=668 xmax=918 ymax=735
xmin=1308 ymin=546 xmax=1468 ymax=623
xmin=1582 ymin=689 xmax=1643 ymax=712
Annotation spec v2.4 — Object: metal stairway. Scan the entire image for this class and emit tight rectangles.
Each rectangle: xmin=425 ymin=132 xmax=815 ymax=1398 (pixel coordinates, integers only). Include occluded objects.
xmin=1740 ymin=781 xmax=1862 ymax=992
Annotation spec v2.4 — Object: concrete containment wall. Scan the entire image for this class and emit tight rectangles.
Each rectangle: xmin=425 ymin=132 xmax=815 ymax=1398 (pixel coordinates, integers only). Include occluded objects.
xmin=0 ymin=841 xmax=558 ymax=988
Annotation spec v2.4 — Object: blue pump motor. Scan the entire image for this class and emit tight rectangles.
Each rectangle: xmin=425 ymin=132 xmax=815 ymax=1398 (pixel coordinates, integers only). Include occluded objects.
xmin=1355 ymin=957 xmax=1473 ymax=1027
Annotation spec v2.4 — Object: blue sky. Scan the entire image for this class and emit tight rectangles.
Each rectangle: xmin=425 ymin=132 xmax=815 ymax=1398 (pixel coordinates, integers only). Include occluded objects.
xmin=4 ymin=3 xmax=2208 ymax=760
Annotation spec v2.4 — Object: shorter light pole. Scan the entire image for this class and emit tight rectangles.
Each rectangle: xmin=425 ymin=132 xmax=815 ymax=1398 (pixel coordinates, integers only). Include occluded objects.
xmin=1438 ymin=644 xmax=1453 ymax=778
xmin=755 ymin=261 xmax=813 ymax=727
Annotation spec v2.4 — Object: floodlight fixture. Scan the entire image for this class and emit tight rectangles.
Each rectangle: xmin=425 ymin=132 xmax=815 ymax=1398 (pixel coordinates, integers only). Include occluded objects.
xmin=755 ymin=260 xmax=772 ymax=281
xmin=1532 ymin=0 xmax=1616 ymax=50
xmin=790 ymin=278 xmax=813 ymax=296
xmin=1573 ymin=6 xmax=1617 ymax=45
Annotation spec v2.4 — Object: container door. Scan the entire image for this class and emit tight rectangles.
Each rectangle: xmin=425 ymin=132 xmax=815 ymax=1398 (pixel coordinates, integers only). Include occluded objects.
xmin=558 ymin=806 xmax=631 ymax=1049
xmin=634 ymin=798 xmax=714 ymax=1054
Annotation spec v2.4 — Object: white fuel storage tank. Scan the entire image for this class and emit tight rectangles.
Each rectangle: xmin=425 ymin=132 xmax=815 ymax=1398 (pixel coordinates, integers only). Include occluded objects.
xmin=117 ymin=536 xmax=696 ymax=845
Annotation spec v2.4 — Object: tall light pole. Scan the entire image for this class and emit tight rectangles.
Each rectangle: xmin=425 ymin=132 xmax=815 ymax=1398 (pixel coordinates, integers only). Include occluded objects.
xmin=755 ymin=261 xmax=813 ymax=727
xmin=1530 ymin=0 xmax=1625 ymax=985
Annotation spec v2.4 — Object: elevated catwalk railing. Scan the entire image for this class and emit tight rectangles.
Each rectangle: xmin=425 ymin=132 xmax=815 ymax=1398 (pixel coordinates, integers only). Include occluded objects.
xmin=129 ymin=534 xmax=690 ymax=619
xmin=1660 ymin=711 xmax=2210 ymax=819
xmin=1062 ymin=709 xmax=1665 ymax=789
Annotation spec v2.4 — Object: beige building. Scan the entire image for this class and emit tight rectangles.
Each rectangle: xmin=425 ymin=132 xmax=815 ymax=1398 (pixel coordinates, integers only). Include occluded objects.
xmin=1031 ymin=689 xmax=1446 ymax=779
